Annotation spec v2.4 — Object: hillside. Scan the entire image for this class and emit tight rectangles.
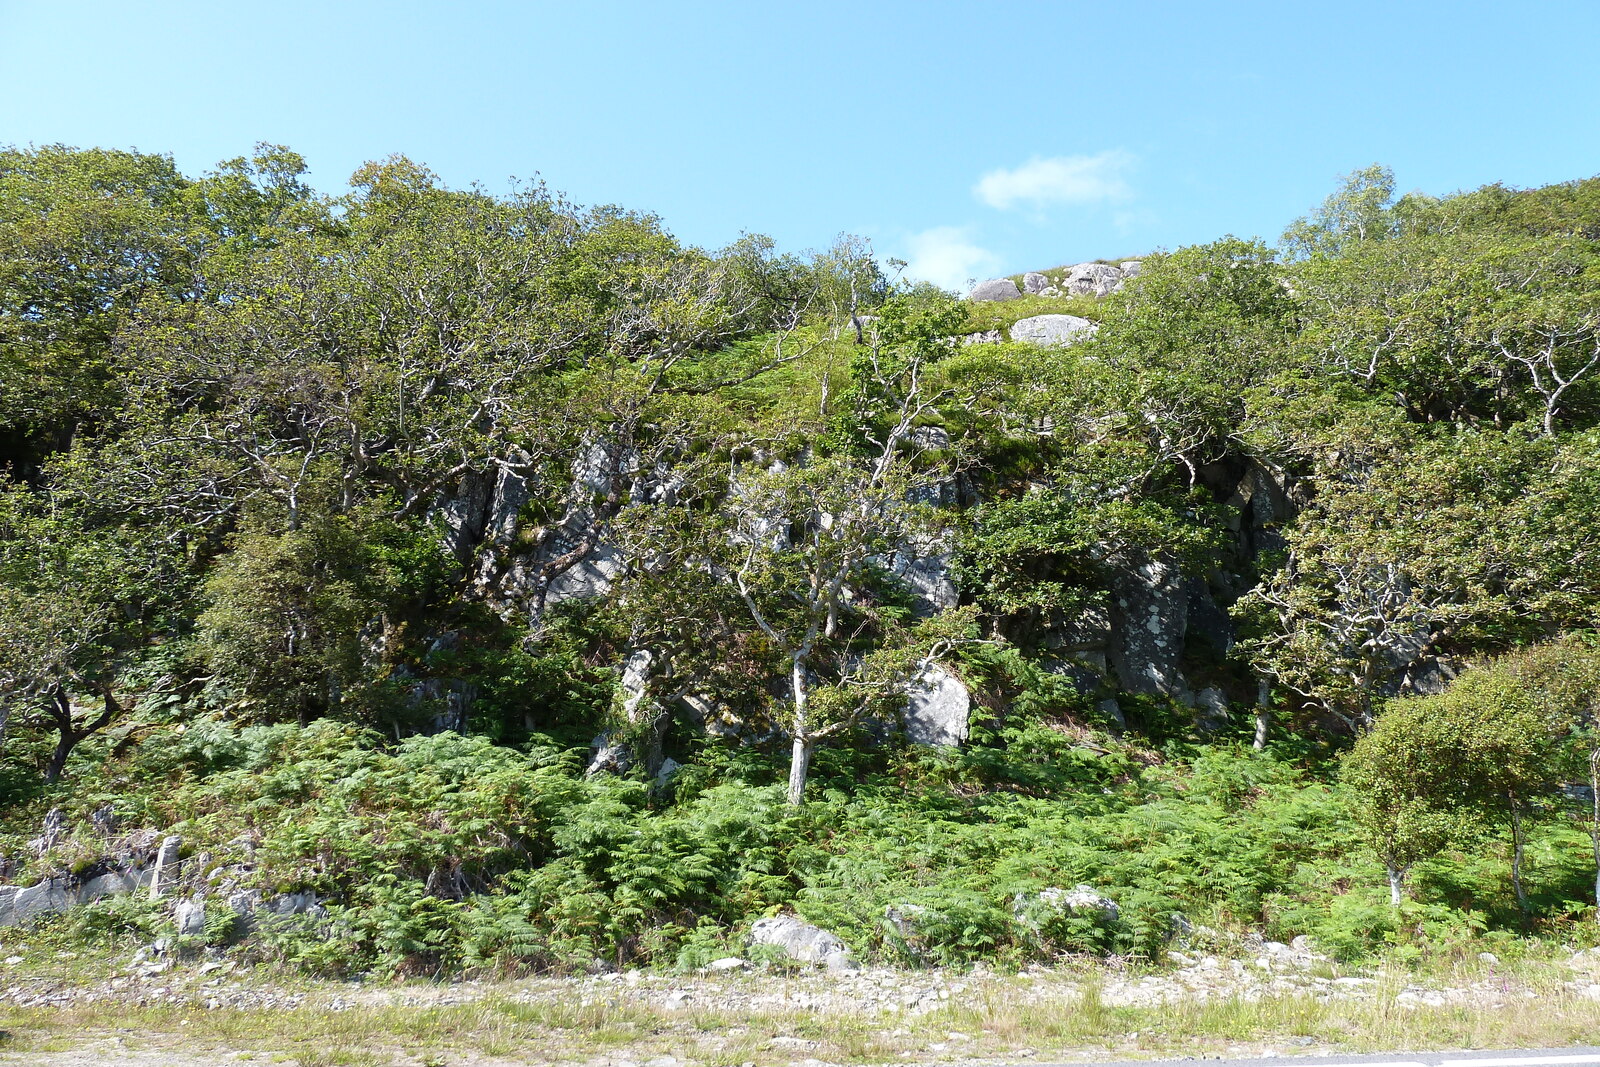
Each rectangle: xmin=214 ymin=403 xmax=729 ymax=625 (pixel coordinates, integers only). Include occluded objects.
xmin=2 ymin=148 xmax=1600 ymax=981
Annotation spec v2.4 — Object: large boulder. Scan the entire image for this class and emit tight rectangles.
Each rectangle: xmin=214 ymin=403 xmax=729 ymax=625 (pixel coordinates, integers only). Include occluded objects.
xmin=903 ymin=667 xmax=971 ymax=747
xmin=1022 ymin=271 xmax=1050 ymax=294
xmin=749 ymin=915 xmax=856 ymax=971
xmin=1009 ymin=314 xmax=1098 ymax=347
xmin=1065 ymin=262 xmax=1125 ymax=298
xmin=968 ymin=278 xmax=1022 ymax=302
xmin=1119 ymin=260 xmax=1143 ymax=277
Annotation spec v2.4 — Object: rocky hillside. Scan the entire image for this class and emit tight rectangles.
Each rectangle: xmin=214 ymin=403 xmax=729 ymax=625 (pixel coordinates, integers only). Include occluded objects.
xmin=2 ymin=148 xmax=1599 ymax=976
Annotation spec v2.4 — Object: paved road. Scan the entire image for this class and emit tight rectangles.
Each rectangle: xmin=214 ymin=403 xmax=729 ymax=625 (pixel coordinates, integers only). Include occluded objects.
xmin=1057 ymin=1050 xmax=1600 ymax=1067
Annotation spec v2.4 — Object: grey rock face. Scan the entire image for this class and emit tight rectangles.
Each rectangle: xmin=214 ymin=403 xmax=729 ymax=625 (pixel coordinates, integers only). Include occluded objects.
xmin=29 ymin=807 xmax=65 ymax=855
xmin=959 ymin=329 xmax=1004 ymax=345
xmin=1195 ymin=687 xmax=1231 ymax=733
xmin=1065 ymin=262 xmax=1125 ymax=297
xmin=0 ymin=879 xmax=75 ymax=926
xmin=890 ymin=550 xmax=959 ymax=615
xmin=586 ymin=733 xmax=632 ymax=777
xmin=1119 ymin=260 xmax=1143 ymax=277
xmin=1108 ymin=557 xmax=1190 ymax=700
xmin=544 ymin=543 xmax=625 ymax=605
xmin=1022 ymin=271 xmax=1050 ymax=294
xmin=654 ymin=757 xmax=682 ymax=788
xmin=264 ymin=890 xmax=323 ymax=919
xmin=149 ymin=834 xmax=183 ymax=900
xmin=619 ymin=649 xmax=655 ymax=719
xmin=1009 ymin=314 xmax=1098 ymax=347
xmin=81 ymin=871 xmax=140 ymax=901
xmin=173 ymin=897 xmax=206 ymax=938
xmin=903 ymin=667 xmax=971 ymax=747
xmin=967 ymin=278 xmax=1022 ymax=302
xmin=749 ymin=915 xmax=856 ymax=971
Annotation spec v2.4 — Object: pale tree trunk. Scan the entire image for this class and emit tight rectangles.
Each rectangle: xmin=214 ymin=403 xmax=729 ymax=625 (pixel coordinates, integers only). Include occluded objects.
xmin=785 ymin=653 xmax=813 ymax=805
xmin=786 ymin=734 xmax=814 ymax=806
xmin=1253 ymin=680 xmax=1270 ymax=751
xmin=1589 ymin=748 xmax=1600 ymax=915
xmin=1386 ymin=862 xmax=1405 ymax=907
xmin=1510 ymin=795 xmax=1529 ymax=927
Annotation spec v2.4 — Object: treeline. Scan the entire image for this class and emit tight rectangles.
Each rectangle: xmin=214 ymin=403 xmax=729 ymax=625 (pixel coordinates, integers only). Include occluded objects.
xmin=1 ymin=146 xmax=1600 ymax=970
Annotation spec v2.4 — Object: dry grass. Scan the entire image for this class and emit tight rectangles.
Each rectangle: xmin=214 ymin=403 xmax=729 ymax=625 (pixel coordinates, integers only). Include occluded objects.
xmin=4 ymin=968 xmax=1600 ymax=1067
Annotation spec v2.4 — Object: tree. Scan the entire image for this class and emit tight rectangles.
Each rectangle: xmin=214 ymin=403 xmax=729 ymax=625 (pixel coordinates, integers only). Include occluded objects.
xmin=1236 ymin=428 xmax=1600 ymax=729
xmin=1281 ymin=164 xmax=1397 ymax=260
xmin=0 ymin=146 xmax=200 ymax=478
xmin=616 ymin=291 xmax=976 ymax=803
xmin=1342 ymin=670 xmax=1558 ymax=910
xmin=1487 ymin=636 xmax=1600 ymax=913
xmin=0 ymin=488 xmax=181 ymax=781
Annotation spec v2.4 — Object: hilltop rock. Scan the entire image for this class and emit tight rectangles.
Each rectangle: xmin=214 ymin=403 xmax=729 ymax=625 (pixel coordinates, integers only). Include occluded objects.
xmin=1010 ymin=314 xmax=1097 ymax=347
xmin=968 ymin=278 xmax=1021 ymax=302
xmin=1022 ymin=271 xmax=1049 ymax=294
xmin=1065 ymin=262 xmax=1125 ymax=297
xmin=1120 ymin=259 xmax=1143 ymax=277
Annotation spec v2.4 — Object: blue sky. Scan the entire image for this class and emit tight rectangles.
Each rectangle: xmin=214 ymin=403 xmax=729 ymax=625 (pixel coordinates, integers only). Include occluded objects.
xmin=3 ymin=1 xmax=1598 ymax=290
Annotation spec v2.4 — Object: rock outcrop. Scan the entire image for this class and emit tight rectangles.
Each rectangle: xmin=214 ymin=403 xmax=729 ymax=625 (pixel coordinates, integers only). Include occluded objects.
xmin=1065 ymin=262 xmax=1125 ymax=297
xmin=1108 ymin=556 xmax=1191 ymax=701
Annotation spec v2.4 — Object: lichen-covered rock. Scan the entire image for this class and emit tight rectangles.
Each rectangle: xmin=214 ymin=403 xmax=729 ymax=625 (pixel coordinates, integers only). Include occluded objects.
xmin=1014 ymin=884 xmax=1121 ymax=927
xmin=1009 ymin=314 xmax=1097 ymax=347
xmin=968 ymin=278 xmax=1022 ymax=302
xmin=903 ymin=667 xmax=970 ymax=747
xmin=1022 ymin=271 xmax=1049 ymax=294
xmin=1108 ymin=556 xmax=1190 ymax=700
xmin=750 ymin=915 xmax=856 ymax=970
xmin=1119 ymin=259 xmax=1143 ymax=277
xmin=959 ymin=329 xmax=1004 ymax=345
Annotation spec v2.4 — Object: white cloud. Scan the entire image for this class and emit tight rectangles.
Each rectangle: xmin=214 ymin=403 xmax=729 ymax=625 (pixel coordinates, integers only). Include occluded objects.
xmin=900 ymin=226 xmax=1001 ymax=292
xmin=974 ymin=150 xmax=1135 ymax=211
